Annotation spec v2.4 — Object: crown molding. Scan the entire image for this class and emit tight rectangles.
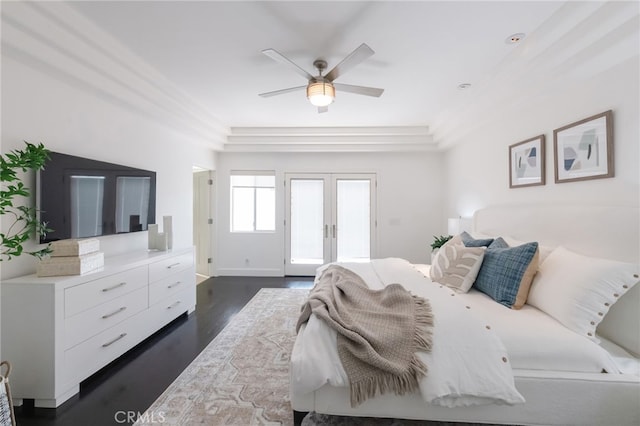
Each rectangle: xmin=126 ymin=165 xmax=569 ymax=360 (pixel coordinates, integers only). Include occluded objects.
xmin=225 ymin=126 xmax=436 ymax=152
xmin=2 ymin=1 xmax=227 ymax=150
xmin=229 ymin=126 xmax=431 ymax=136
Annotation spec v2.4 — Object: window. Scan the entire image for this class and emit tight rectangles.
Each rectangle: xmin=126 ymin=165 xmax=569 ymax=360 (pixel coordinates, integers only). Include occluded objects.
xmin=230 ymin=172 xmax=275 ymax=232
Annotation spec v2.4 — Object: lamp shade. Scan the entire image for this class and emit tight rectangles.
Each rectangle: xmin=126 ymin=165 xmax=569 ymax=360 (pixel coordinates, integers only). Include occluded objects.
xmin=448 ymin=217 xmax=472 ymax=235
xmin=448 ymin=218 xmax=461 ymax=235
xmin=307 ymin=81 xmax=335 ymax=107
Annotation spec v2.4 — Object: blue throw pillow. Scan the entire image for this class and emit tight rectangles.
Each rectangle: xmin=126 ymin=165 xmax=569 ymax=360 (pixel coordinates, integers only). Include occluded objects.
xmin=489 ymin=237 xmax=509 ymax=249
xmin=460 ymin=231 xmax=494 ymax=247
xmin=473 ymin=239 xmax=539 ymax=308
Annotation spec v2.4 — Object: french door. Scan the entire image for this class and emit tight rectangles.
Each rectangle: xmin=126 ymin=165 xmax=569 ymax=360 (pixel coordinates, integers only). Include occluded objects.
xmin=285 ymin=173 xmax=376 ymax=276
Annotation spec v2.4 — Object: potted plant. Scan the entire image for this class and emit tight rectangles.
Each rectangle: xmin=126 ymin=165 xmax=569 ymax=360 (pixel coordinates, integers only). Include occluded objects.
xmin=430 ymin=234 xmax=453 ymax=263
xmin=1 ymin=141 xmax=52 ymax=261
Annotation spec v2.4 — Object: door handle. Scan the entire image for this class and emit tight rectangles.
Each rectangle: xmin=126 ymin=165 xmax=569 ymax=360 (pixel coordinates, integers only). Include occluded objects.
xmin=332 ymin=224 xmax=336 ymax=239
xmin=324 ymin=224 xmax=328 ymax=238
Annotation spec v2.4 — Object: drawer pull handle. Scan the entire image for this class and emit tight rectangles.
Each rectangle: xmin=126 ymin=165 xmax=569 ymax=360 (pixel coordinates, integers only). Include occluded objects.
xmin=167 ymin=301 xmax=181 ymax=309
xmin=102 ymin=306 xmax=127 ymax=319
xmin=167 ymin=281 xmax=182 ymax=289
xmin=166 ymin=262 xmax=181 ymax=269
xmin=102 ymin=333 xmax=127 ymax=348
xmin=102 ymin=282 xmax=126 ymax=292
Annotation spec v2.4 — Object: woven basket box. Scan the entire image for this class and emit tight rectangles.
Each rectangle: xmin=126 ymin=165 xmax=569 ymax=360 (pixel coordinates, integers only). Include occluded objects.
xmin=37 ymin=252 xmax=104 ymax=277
xmin=50 ymin=238 xmax=100 ymax=257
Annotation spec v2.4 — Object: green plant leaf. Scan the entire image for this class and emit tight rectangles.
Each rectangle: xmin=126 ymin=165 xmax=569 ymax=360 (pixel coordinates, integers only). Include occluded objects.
xmin=0 ymin=141 xmax=52 ymax=261
xmin=430 ymin=234 xmax=453 ymax=251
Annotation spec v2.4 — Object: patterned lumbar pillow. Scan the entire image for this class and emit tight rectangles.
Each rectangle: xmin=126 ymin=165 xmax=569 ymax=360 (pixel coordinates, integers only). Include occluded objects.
xmin=473 ymin=238 xmax=539 ymax=309
xmin=430 ymin=236 xmax=486 ymax=293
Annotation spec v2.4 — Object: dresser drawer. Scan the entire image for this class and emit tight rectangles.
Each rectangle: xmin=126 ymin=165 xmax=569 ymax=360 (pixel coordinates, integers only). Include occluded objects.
xmin=147 ymin=287 xmax=196 ymax=331
xmin=149 ymin=267 xmax=194 ymax=306
xmin=64 ymin=312 xmax=148 ymax=385
xmin=64 ymin=266 xmax=148 ymax=318
xmin=149 ymin=253 xmax=193 ymax=283
xmin=64 ymin=286 xmax=148 ymax=350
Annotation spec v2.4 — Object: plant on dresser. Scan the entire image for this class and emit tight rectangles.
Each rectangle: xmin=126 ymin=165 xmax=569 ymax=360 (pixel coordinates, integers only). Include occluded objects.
xmin=0 ymin=247 xmax=196 ymax=408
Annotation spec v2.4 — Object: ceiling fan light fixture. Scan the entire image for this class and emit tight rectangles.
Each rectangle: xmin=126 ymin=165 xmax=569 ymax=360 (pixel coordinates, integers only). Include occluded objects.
xmin=307 ymin=81 xmax=335 ymax=107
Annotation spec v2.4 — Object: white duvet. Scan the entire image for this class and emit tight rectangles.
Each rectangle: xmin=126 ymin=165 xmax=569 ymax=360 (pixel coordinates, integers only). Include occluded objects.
xmin=292 ymin=258 xmax=526 ymax=408
xmin=292 ymin=258 xmax=627 ymax=407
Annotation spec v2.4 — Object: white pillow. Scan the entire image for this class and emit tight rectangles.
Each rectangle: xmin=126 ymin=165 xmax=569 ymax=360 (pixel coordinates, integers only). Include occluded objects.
xmin=503 ymin=236 xmax=554 ymax=264
xmin=430 ymin=236 xmax=486 ymax=293
xmin=527 ymin=246 xmax=639 ymax=342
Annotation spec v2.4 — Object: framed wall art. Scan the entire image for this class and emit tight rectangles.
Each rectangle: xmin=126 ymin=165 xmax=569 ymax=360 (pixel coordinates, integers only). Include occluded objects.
xmin=553 ymin=110 xmax=613 ymax=183
xmin=509 ymin=134 xmax=545 ymax=188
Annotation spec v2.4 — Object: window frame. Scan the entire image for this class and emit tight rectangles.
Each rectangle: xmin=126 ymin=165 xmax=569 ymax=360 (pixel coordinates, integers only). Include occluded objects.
xmin=230 ymin=172 xmax=276 ymax=233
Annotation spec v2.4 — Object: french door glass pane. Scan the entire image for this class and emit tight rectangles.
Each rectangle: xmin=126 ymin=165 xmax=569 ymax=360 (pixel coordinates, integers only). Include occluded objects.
xmin=336 ymin=179 xmax=370 ymax=262
xmin=290 ymin=179 xmax=324 ymax=264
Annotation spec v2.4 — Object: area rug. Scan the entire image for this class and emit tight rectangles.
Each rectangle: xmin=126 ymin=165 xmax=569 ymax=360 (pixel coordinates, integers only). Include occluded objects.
xmin=135 ymin=288 xmax=501 ymax=426
xmin=135 ymin=288 xmax=307 ymax=426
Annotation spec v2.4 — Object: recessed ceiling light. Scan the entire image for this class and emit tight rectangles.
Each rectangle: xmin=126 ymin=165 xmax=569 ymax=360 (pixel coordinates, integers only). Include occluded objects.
xmin=457 ymin=83 xmax=471 ymax=90
xmin=505 ymin=33 xmax=526 ymax=44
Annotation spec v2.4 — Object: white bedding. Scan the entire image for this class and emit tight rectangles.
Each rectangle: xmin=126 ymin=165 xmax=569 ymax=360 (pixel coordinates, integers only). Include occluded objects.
xmin=412 ymin=265 xmax=626 ymax=374
xmin=292 ymin=258 xmax=632 ymax=409
xmin=292 ymin=258 xmax=526 ymax=408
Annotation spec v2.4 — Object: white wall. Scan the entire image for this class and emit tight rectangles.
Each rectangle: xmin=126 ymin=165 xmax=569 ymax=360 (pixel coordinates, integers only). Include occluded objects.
xmin=445 ymin=59 xmax=639 ymax=218
xmin=215 ymin=151 xmax=444 ymax=276
xmin=444 ymin=2 xmax=639 ymax=219
xmin=1 ymin=2 xmax=218 ymax=280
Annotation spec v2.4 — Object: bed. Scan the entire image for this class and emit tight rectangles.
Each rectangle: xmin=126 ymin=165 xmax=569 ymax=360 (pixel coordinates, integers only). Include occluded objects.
xmin=290 ymin=204 xmax=640 ymax=426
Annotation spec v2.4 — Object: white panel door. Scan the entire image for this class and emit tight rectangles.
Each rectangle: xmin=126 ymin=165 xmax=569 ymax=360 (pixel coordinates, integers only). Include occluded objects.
xmin=285 ymin=173 xmax=376 ymax=276
xmin=193 ymin=170 xmax=213 ymax=278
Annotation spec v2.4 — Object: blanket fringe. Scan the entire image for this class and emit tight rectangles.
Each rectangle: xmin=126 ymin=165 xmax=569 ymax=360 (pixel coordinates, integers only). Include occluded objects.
xmin=413 ymin=295 xmax=434 ymax=355
xmin=350 ymin=294 xmax=434 ymax=407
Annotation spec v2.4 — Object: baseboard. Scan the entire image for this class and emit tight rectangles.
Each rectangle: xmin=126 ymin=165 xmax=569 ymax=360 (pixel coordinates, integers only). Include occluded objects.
xmin=215 ymin=268 xmax=283 ymax=277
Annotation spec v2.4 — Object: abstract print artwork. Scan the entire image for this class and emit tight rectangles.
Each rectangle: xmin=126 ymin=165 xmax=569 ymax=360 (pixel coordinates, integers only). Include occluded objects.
xmin=554 ymin=110 xmax=614 ymax=183
xmin=509 ymin=135 xmax=545 ymax=188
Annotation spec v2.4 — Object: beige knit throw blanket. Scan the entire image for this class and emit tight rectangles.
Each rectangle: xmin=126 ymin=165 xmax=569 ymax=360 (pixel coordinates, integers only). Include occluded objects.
xmin=296 ymin=264 xmax=433 ymax=406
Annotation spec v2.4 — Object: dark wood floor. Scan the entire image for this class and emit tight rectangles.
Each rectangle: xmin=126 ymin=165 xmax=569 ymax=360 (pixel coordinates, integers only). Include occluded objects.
xmin=14 ymin=276 xmax=314 ymax=426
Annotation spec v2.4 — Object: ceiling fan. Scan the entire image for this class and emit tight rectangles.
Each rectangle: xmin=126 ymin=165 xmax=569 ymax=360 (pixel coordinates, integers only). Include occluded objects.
xmin=259 ymin=43 xmax=384 ymax=113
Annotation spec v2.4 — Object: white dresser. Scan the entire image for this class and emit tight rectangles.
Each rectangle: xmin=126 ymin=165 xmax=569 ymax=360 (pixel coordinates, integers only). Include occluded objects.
xmin=0 ymin=247 xmax=196 ymax=408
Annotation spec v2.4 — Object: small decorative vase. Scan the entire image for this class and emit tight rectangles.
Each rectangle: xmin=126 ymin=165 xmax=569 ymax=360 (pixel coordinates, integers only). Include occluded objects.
xmin=163 ymin=216 xmax=173 ymax=250
xmin=148 ymin=224 xmax=168 ymax=251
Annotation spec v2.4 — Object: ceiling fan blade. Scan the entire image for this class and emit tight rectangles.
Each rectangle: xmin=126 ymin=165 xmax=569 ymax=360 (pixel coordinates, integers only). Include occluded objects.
xmin=333 ymin=83 xmax=384 ymax=97
xmin=325 ymin=43 xmax=375 ymax=82
xmin=258 ymin=86 xmax=306 ymax=98
xmin=318 ymin=106 xmax=329 ymax=114
xmin=262 ymin=48 xmax=314 ymax=81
